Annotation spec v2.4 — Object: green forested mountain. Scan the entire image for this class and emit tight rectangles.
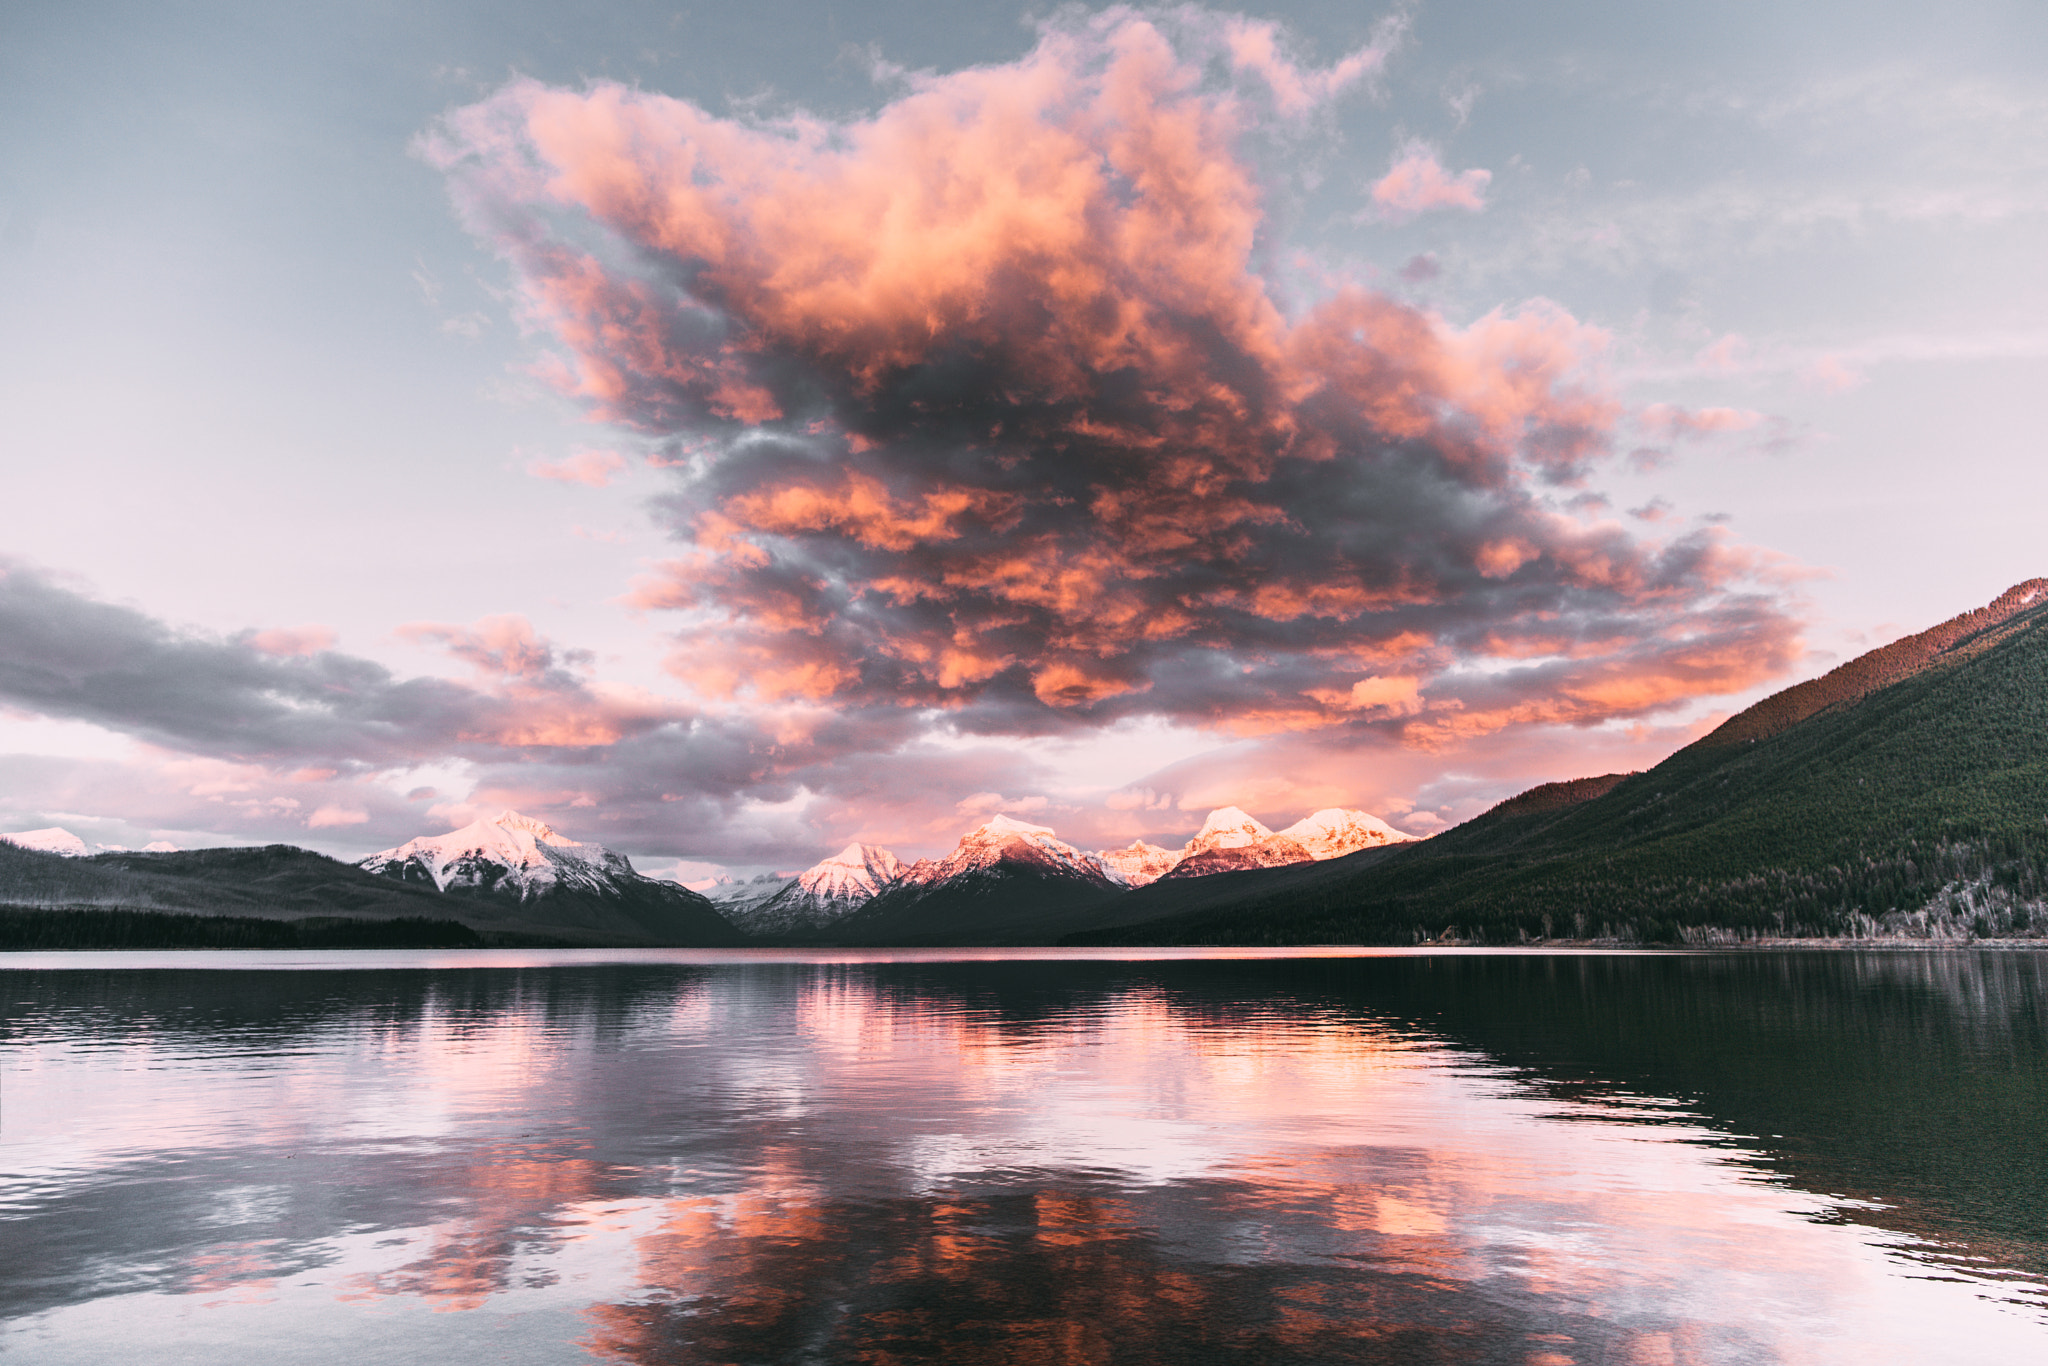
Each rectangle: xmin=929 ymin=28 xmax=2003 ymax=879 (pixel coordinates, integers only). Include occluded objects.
xmin=1071 ymin=580 xmax=2048 ymax=946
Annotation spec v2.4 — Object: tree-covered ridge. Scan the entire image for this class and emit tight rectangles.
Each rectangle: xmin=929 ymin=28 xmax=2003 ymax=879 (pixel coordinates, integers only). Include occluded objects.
xmin=0 ymin=907 xmax=483 ymax=951
xmin=1697 ymin=578 xmax=2047 ymax=748
xmin=1074 ymin=587 xmax=2048 ymax=946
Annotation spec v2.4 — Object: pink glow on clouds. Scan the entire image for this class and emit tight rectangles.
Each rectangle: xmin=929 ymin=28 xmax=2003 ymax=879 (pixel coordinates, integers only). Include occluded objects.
xmin=528 ymin=448 xmax=630 ymax=486
xmin=0 ymin=13 xmax=1826 ymax=866
xmin=1693 ymin=333 xmax=1750 ymax=372
xmin=1802 ymin=354 xmax=1868 ymax=392
xmin=1369 ymin=145 xmax=1491 ymax=219
xmin=1639 ymin=404 xmax=1765 ymax=438
xmin=418 ymin=7 xmax=1800 ymax=757
xmin=399 ymin=614 xmax=560 ymax=679
xmin=245 ymin=626 xmax=337 ymax=657
xmin=1221 ymin=12 xmax=1401 ymax=116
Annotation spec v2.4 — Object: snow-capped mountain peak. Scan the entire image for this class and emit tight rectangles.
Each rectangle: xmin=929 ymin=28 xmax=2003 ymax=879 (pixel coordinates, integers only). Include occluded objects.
xmin=797 ymin=843 xmax=905 ymax=900
xmin=359 ymin=809 xmax=634 ymax=898
xmin=977 ymin=814 xmax=1058 ymax=841
xmin=1 ymin=827 xmax=91 ymax=857
xmin=1093 ymin=840 xmax=1182 ymax=887
xmin=1183 ymin=807 xmax=1275 ymax=855
xmin=1159 ymin=806 xmax=1305 ymax=879
xmin=1275 ymin=807 xmax=1415 ymax=859
xmin=730 ymin=841 xmax=908 ymax=937
xmin=354 ymin=810 xmax=743 ymax=945
xmin=0 ymin=828 xmax=180 ymax=857
xmin=895 ymin=814 xmax=1114 ymax=887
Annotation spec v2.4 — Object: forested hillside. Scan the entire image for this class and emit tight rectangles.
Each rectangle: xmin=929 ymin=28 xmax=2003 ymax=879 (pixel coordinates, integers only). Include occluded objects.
xmin=1072 ymin=582 xmax=2048 ymax=946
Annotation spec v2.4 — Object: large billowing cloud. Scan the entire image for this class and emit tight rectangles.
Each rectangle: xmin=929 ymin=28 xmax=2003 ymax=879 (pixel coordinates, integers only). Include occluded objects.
xmin=423 ymin=6 xmax=1799 ymax=754
xmin=0 ymin=9 xmax=1806 ymax=866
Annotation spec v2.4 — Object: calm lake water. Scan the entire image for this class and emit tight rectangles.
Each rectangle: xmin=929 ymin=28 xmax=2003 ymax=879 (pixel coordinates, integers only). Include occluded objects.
xmin=3 ymin=947 xmax=2045 ymax=1364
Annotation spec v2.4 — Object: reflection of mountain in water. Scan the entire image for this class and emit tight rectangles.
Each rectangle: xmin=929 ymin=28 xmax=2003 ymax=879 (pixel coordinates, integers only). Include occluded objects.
xmin=4 ymin=951 xmax=2045 ymax=1358
xmin=1314 ymin=950 xmax=2048 ymax=1287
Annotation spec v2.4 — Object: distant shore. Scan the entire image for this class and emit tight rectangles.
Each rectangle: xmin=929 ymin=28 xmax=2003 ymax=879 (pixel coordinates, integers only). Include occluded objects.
xmin=6 ymin=914 xmax=2048 ymax=956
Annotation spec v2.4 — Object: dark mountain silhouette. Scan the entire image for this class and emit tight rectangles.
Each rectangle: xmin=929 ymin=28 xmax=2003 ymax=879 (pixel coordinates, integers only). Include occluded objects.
xmin=0 ymin=838 xmax=743 ymax=949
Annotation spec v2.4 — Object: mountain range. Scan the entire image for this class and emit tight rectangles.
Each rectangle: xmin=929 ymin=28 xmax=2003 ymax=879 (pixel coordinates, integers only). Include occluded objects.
xmin=8 ymin=580 xmax=2047 ymax=948
xmin=0 ymin=813 xmax=744 ymax=949
xmin=694 ymin=805 xmax=1413 ymax=942
xmin=1 ymin=828 xmax=180 ymax=856
xmin=0 ymin=797 xmax=1403 ymax=949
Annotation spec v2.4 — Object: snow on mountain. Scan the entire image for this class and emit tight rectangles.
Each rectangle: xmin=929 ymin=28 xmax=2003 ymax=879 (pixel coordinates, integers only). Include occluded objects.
xmin=1183 ymin=806 xmax=1275 ymax=854
xmin=1093 ymin=840 xmax=1181 ymax=887
xmin=0 ymin=829 xmax=183 ymax=857
xmin=1 ymin=827 xmax=91 ymax=857
xmin=701 ymin=871 xmax=797 ymax=918
xmin=1275 ymin=808 xmax=1415 ymax=859
xmin=831 ymin=815 xmax=1125 ymax=944
xmin=737 ymin=843 xmax=906 ymax=936
xmin=1161 ymin=807 xmax=1311 ymax=878
xmin=896 ymin=814 xmax=1116 ymax=888
xmin=795 ymin=843 xmax=904 ymax=902
xmin=359 ymin=810 xmax=638 ymax=900
xmin=1161 ymin=804 xmax=1415 ymax=880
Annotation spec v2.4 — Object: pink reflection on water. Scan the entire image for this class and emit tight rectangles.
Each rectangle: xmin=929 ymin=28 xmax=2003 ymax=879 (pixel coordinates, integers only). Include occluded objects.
xmin=1 ymin=956 xmax=2043 ymax=1365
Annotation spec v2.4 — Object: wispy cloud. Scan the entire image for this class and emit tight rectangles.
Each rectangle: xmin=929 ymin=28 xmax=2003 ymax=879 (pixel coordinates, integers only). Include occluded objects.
xmin=1367 ymin=143 xmax=1492 ymax=220
xmin=528 ymin=449 xmax=629 ymax=487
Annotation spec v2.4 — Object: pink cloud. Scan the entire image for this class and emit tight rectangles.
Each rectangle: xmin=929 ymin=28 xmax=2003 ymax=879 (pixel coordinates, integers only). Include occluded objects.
xmin=399 ymin=614 xmax=558 ymax=679
xmin=245 ymin=625 xmax=337 ymax=657
xmin=406 ymin=10 xmax=1799 ymax=776
xmin=1369 ymin=145 xmax=1491 ymax=219
xmin=1693 ymin=334 xmax=1750 ymax=373
xmin=1801 ymin=354 xmax=1867 ymax=393
xmin=529 ymin=449 xmax=630 ymax=487
xmin=1220 ymin=13 xmax=1400 ymax=117
xmin=1639 ymin=404 xmax=1765 ymax=439
xmin=307 ymin=805 xmax=369 ymax=828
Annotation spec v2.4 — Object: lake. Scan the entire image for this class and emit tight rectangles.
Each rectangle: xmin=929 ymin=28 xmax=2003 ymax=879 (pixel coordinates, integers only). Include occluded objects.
xmin=3 ymin=947 xmax=2045 ymax=1363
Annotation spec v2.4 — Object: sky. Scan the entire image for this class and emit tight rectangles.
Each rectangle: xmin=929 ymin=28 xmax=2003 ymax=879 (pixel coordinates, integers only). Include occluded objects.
xmin=2 ymin=0 xmax=2045 ymax=878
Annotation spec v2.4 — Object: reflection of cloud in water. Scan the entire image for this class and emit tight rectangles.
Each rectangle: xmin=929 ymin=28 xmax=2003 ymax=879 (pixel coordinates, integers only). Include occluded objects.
xmin=1 ymin=957 xmax=2045 ymax=1364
